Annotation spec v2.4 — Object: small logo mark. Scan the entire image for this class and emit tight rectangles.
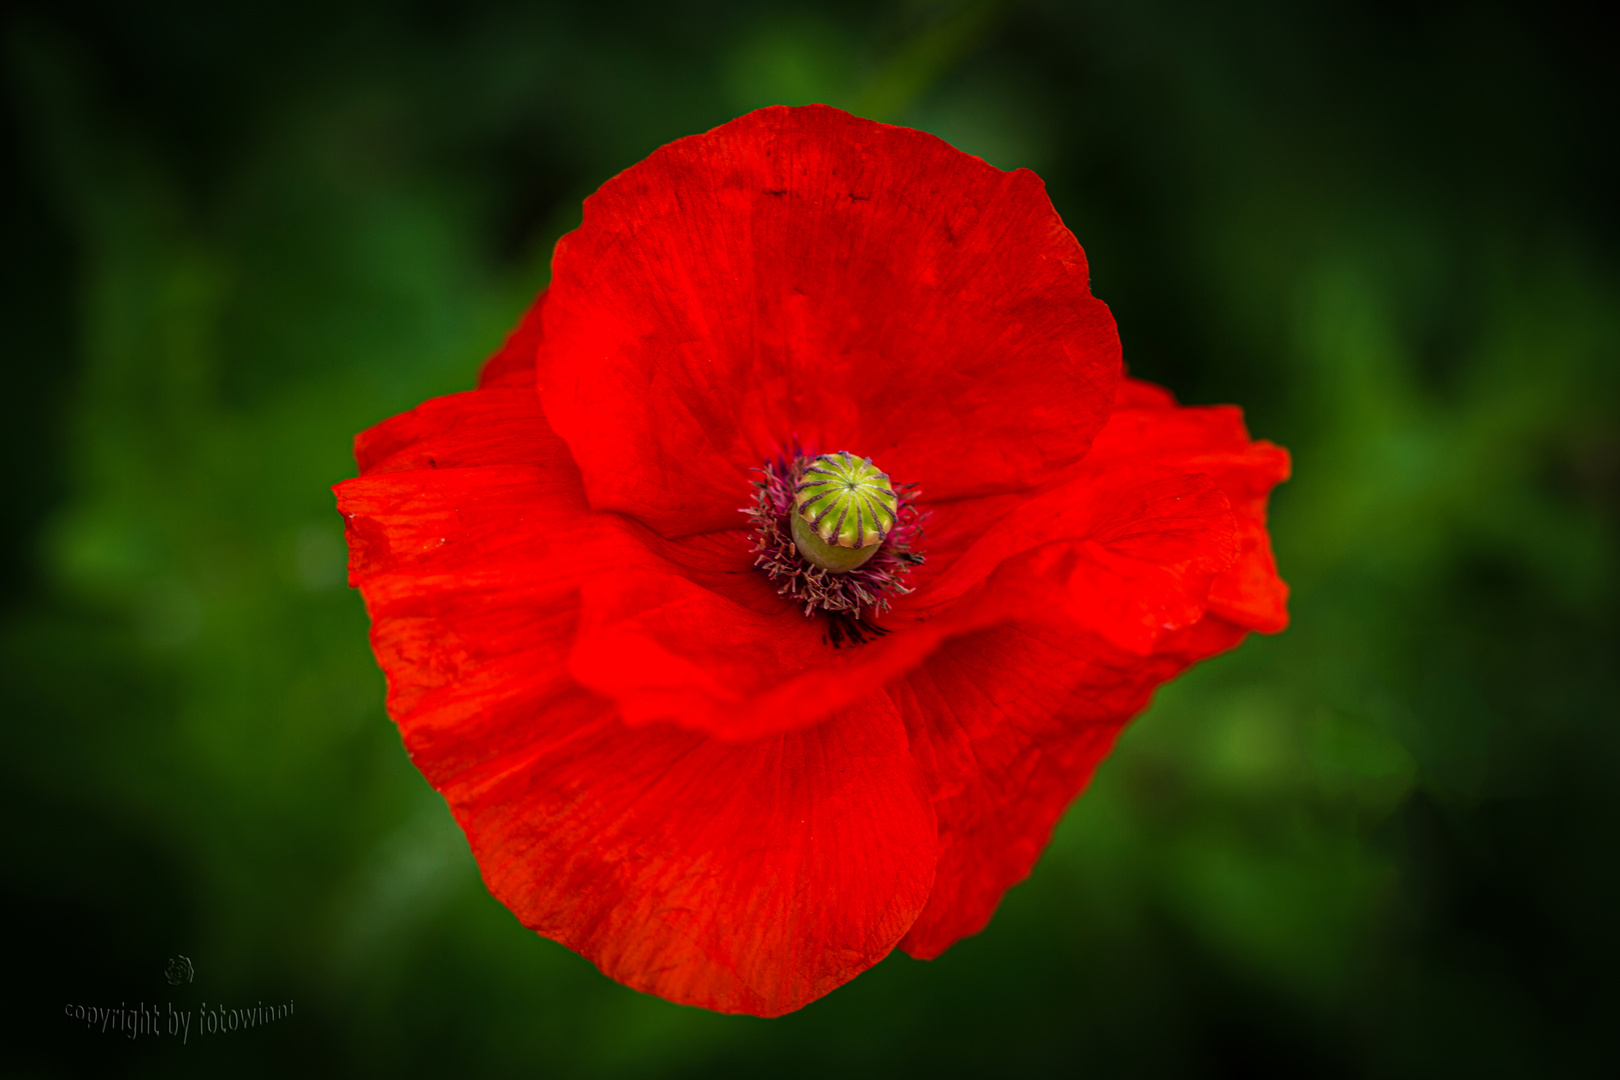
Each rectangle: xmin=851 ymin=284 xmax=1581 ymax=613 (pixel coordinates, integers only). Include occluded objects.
xmin=164 ymin=956 xmax=194 ymax=986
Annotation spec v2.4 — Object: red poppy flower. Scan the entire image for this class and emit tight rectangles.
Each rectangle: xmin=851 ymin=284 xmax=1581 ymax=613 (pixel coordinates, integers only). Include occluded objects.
xmin=336 ymin=105 xmax=1288 ymax=1017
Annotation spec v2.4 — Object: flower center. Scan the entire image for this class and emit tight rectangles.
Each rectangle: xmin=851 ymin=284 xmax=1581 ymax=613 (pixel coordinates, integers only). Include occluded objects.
xmin=745 ymin=448 xmax=925 ymax=646
xmin=791 ymin=452 xmax=898 ymax=572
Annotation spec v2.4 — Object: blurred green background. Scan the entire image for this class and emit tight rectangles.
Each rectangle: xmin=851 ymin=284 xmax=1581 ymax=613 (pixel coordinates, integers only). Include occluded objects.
xmin=4 ymin=0 xmax=1616 ymax=1075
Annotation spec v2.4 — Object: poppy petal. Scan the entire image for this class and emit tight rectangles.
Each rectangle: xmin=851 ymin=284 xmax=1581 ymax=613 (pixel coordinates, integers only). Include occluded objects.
xmin=894 ymin=382 xmax=1290 ymax=958
xmin=910 ymin=468 xmax=1237 ymax=655
xmin=455 ymin=690 xmax=935 ymax=1017
xmin=566 ymin=535 xmax=947 ymax=741
xmin=354 ymin=388 xmax=557 ymax=478
xmin=896 ymin=615 xmax=1248 ymax=959
xmin=337 ymin=388 xmax=937 ymax=1016
xmin=539 ymin=104 xmax=1121 ymax=537
xmin=1089 ymin=379 xmax=1291 ymax=632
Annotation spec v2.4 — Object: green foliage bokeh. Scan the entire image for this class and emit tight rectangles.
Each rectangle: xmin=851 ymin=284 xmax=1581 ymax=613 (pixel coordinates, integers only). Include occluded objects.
xmin=4 ymin=1 xmax=1616 ymax=1075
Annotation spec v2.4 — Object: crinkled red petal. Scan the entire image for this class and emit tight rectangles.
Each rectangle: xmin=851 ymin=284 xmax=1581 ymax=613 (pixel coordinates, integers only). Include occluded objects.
xmin=906 ymin=466 xmax=1237 ymax=653
xmin=337 ymin=387 xmax=936 ymax=1016
xmin=567 ymin=533 xmax=949 ymax=740
xmin=893 ymin=377 xmax=1290 ymax=958
xmin=460 ymin=691 xmax=934 ymax=1017
xmin=1090 ymin=378 xmax=1291 ymax=632
xmin=897 ymin=614 xmax=1248 ymax=959
xmin=538 ymin=104 xmax=1121 ymax=537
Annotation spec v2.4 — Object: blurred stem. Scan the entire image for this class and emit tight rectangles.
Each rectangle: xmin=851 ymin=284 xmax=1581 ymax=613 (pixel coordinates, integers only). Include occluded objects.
xmin=853 ymin=0 xmax=1012 ymax=122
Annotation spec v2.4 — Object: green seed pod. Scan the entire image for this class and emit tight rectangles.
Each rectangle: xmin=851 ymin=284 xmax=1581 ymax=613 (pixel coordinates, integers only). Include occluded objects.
xmin=792 ymin=452 xmax=898 ymax=573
